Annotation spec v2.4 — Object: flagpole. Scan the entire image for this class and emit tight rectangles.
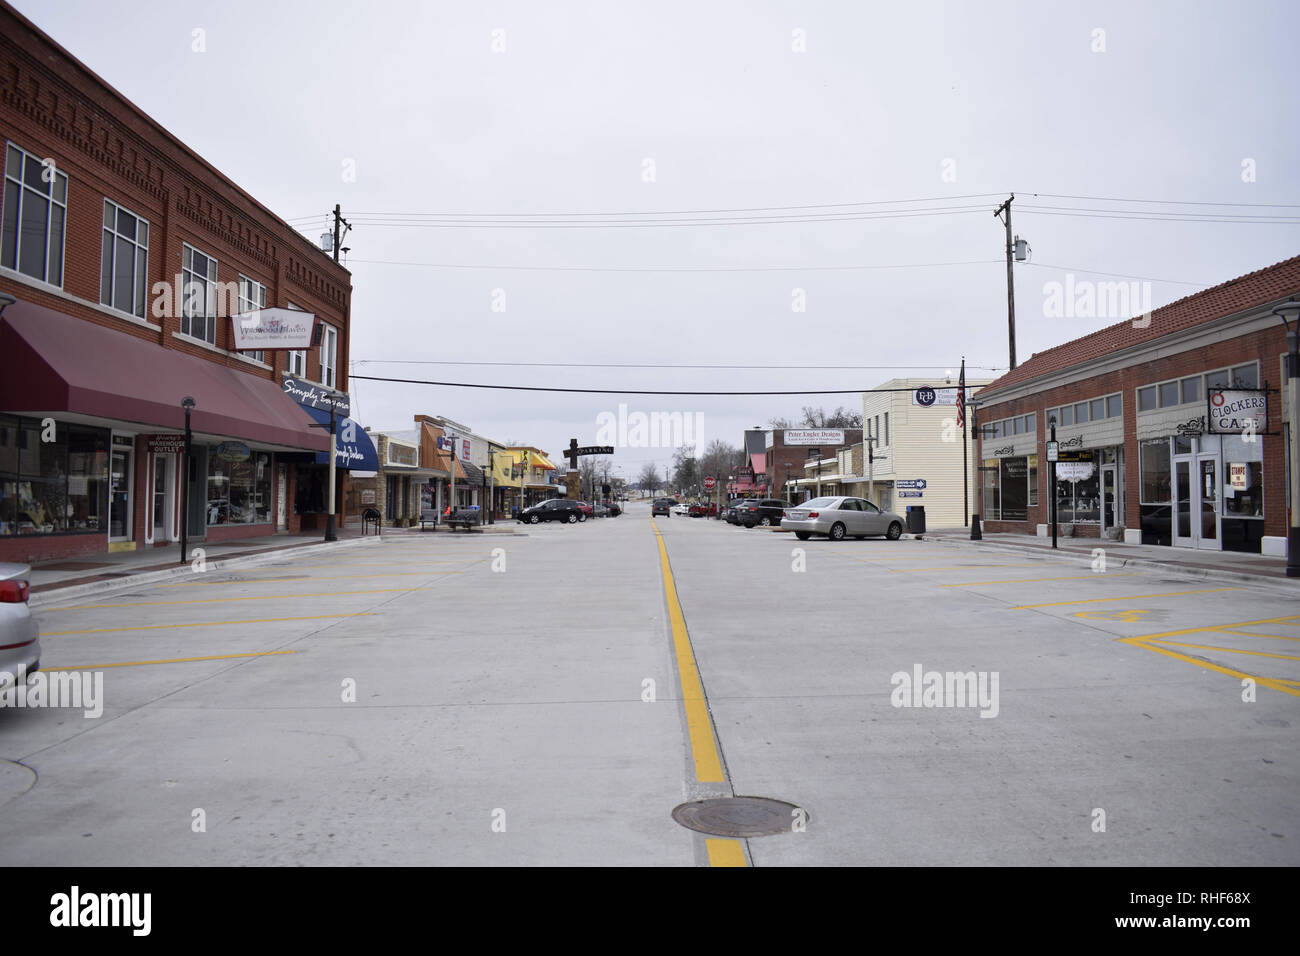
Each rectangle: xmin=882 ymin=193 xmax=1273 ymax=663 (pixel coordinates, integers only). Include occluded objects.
xmin=960 ymin=358 xmax=968 ymax=527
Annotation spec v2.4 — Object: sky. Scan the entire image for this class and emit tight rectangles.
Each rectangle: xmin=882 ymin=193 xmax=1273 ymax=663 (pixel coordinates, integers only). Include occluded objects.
xmin=16 ymin=0 xmax=1300 ymax=480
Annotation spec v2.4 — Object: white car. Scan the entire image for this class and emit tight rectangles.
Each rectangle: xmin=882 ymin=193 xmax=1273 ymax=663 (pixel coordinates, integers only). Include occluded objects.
xmin=671 ymin=502 xmax=691 ymax=516
xmin=781 ymin=496 xmax=906 ymax=541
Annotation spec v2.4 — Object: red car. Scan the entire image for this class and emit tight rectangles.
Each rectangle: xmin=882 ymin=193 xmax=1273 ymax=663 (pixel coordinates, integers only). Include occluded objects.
xmin=575 ymin=501 xmax=594 ymax=519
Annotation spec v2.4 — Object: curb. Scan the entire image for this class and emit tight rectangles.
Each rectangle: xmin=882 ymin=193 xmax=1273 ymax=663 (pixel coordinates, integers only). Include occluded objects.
xmin=29 ymin=535 xmax=383 ymax=608
xmin=916 ymin=534 xmax=1297 ymax=594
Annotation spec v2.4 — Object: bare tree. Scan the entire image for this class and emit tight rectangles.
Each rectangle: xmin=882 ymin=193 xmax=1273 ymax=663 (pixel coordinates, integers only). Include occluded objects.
xmin=637 ymin=462 xmax=661 ymax=496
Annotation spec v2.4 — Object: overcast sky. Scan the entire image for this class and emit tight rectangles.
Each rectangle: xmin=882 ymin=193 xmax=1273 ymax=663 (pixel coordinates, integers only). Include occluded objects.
xmin=19 ymin=0 xmax=1299 ymax=478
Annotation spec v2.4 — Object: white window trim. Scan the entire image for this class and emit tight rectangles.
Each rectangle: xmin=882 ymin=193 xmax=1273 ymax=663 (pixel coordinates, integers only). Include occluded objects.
xmin=237 ymin=274 xmax=268 ymax=363
xmin=3 ymin=140 xmax=68 ymax=287
xmin=320 ymin=323 xmax=338 ymax=389
xmin=181 ymin=242 xmax=219 ymax=345
xmin=0 ymin=264 xmax=161 ymax=331
xmin=101 ymin=198 xmax=149 ymax=319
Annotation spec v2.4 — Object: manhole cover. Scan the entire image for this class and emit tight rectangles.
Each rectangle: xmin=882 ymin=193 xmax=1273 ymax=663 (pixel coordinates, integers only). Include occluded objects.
xmin=671 ymin=796 xmax=805 ymax=837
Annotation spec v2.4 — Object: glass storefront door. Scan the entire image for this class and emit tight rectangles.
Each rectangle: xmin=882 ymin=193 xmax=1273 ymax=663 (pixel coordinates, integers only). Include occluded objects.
xmin=109 ymin=448 xmax=132 ymax=540
xmin=1174 ymin=459 xmax=1193 ymax=546
xmin=1196 ymin=456 xmax=1220 ymax=550
xmin=152 ymin=455 xmax=170 ymax=542
xmin=1101 ymin=465 xmax=1117 ymax=534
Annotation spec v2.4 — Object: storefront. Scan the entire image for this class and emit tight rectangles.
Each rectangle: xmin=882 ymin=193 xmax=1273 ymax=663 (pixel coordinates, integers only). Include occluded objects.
xmin=0 ymin=299 xmax=328 ymax=561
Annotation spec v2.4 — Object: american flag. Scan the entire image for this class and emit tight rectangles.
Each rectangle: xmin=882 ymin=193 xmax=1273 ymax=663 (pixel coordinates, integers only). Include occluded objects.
xmin=955 ymin=359 xmax=966 ymax=430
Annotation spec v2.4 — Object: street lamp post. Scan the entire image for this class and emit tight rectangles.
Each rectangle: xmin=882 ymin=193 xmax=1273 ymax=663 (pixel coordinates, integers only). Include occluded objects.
xmin=487 ymin=447 xmax=496 ymax=525
xmin=324 ymin=402 xmax=338 ymax=542
xmin=179 ymin=397 xmax=195 ymax=564
xmin=1049 ymin=417 xmax=1059 ymax=550
xmin=1273 ymin=299 xmax=1300 ymax=577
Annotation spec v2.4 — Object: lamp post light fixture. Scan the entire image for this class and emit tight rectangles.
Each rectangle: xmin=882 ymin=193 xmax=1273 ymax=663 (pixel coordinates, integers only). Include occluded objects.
xmin=179 ymin=396 xmax=196 ymax=564
xmin=1273 ymin=298 xmax=1300 ymax=577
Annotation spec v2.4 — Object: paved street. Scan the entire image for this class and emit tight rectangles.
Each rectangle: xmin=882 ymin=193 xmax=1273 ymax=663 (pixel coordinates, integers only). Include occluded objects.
xmin=1 ymin=501 xmax=1296 ymax=866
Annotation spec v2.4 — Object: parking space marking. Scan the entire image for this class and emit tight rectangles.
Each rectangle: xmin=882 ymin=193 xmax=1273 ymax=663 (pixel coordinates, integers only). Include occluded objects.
xmin=42 ymin=612 xmax=373 ymax=636
xmin=1124 ymin=613 xmax=1300 ymax=642
xmin=1118 ymin=636 xmax=1300 ymax=699
xmin=45 ymin=585 xmax=448 ymax=611
xmin=46 ymin=650 xmax=297 ymax=670
xmin=1074 ymin=609 xmax=1151 ymax=622
xmin=159 ymin=570 xmax=466 ymax=588
xmin=1012 ymin=587 xmax=1238 ymax=609
xmin=652 ymin=520 xmax=725 ymax=784
xmin=1217 ymin=628 xmax=1300 ymax=642
xmin=941 ymin=573 xmax=1140 ymax=587
xmin=705 ymin=839 xmax=747 ymax=867
xmin=889 ymin=563 xmax=1044 ymax=573
xmin=1147 ymin=639 xmax=1300 ymax=663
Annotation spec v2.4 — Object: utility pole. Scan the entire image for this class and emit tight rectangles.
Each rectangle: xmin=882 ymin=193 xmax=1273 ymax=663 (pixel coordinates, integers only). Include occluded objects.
xmin=332 ymin=204 xmax=351 ymax=264
xmin=994 ymin=195 xmax=1016 ymax=370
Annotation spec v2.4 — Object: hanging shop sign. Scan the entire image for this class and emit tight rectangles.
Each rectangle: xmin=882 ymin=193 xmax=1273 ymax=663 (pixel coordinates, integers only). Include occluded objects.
xmin=282 ymin=379 xmax=351 ymax=416
xmin=231 ymin=308 xmax=316 ymax=351
xmin=144 ymin=434 xmax=186 ymax=455
xmin=1207 ymin=389 xmax=1268 ymax=434
xmin=912 ymin=387 xmax=957 ymax=407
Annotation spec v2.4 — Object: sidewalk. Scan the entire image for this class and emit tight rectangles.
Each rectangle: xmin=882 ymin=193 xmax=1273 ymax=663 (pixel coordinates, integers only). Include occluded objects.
xmin=918 ymin=526 xmax=1297 ymax=590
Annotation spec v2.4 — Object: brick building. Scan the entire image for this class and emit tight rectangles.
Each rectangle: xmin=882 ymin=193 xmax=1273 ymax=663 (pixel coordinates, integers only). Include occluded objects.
xmin=764 ymin=427 xmax=864 ymax=502
xmin=973 ymin=255 xmax=1298 ymax=556
xmin=0 ymin=2 xmax=355 ymax=562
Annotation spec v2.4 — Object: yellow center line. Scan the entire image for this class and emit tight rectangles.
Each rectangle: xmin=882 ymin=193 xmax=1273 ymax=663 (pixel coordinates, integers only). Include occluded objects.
xmin=705 ymin=839 xmax=747 ymax=867
xmin=651 ymin=519 xmax=725 ymax=784
xmin=1012 ymin=587 xmax=1238 ymax=609
xmin=941 ymin=573 xmax=1140 ymax=587
xmin=46 ymin=585 xmax=448 ymax=611
xmin=43 ymin=612 xmax=373 ymax=636
xmin=1118 ymin=637 xmax=1300 ymax=698
xmin=46 ymin=650 xmax=297 ymax=670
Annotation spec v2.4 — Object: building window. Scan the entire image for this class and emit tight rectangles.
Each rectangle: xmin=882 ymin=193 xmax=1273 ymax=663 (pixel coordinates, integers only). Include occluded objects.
xmin=1075 ymin=402 xmax=1089 ymax=424
xmin=1089 ymin=398 xmax=1104 ymax=421
xmin=100 ymin=199 xmax=148 ymax=318
xmin=999 ymin=457 xmax=1029 ymax=521
xmin=1180 ymin=377 xmax=1200 ymax=405
xmin=0 ymin=415 xmax=110 ymax=536
xmin=286 ymin=302 xmax=307 ymax=377
xmin=1060 ymin=405 xmax=1074 ymax=426
xmin=884 ymin=412 xmax=890 ymax=446
xmin=1137 ymin=386 xmax=1156 ymax=412
xmin=1024 ymin=414 xmax=1035 ymax=433
xmin=1158 ymin=381 xmax=1179 ymax=407
xmin=1055 ymin=453 xmax=1099 ymax=523
xmin=320 ymin=324 xmax=337 ymax=388
xmin=181 ymin=243 xmax=219 ymax=344
xmin=237 ymin=275 xmax=268 ymax=363
xmin=1028 ymin=454 xmax=1038 ymax=507
xmin=1231 ymin=363 xmax=1258 ymax=389
xmin=2 ymin=142 xmax=68 ymax=286
xmin=1206 ymin=369 xmax=1230 ymax=390
xmin=1106 ymin=394 xmax=1122 ymax=418
xmin=206 ymin=450 xmax=271 ymax=525
xmin=1140 ymin=439 xmax=1171 ymax=504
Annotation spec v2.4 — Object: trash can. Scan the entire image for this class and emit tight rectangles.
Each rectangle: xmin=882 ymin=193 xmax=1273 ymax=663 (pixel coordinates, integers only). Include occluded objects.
xmin=906 ymin=505 xmax=926 ymax=534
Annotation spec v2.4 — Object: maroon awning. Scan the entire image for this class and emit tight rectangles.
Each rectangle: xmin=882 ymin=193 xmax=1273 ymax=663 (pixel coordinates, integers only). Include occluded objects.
xmin=0 ymin=299 xmax=327 ymax=451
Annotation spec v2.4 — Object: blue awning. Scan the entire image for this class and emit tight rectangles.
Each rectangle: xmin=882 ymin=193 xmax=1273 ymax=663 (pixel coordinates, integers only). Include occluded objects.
xmin=302 ymin=405 xmax=379 ymax=471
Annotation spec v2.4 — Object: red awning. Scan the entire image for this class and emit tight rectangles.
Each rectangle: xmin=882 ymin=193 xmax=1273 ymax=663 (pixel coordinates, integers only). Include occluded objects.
xmin=0 ymin=299 xmax=327 ymax=451
xmin=750 ymin=453 xmax=766 ymax=475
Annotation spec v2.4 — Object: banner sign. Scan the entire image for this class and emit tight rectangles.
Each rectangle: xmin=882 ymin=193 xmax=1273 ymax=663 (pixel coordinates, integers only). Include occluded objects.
xmin=283 ymin=379 xmax=350 ymax=416
xmin=144 ymin=434 xmax=186 ymax=455
xmin=783 ymin=429 xmax=845 ymax=445
xmin=1207 ymin=389 xmax=1267 ymax=434
xmin=232 ymin=307 xmax=316 ymax=351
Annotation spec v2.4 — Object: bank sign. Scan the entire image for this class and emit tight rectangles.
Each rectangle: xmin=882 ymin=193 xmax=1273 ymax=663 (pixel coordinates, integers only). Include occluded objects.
xmin=1207 ymin=389 xmax=1267 ymax=435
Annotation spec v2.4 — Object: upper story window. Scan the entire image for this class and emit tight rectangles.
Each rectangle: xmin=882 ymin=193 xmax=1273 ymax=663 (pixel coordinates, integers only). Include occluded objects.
xmin=320 ymin=324 xmax=338 ymax=389
xmin=101 ymin=199 xmax=149 ymax=318
xmin=286 ymin=302 xmax=307 ymax=377
xmin=1138 ymin=364 xmax=1259 ymax=413
xmin=1047 ymin=394 xmax=1121 ymax=427
xmin=2 ymin=142 xmax=68 ymax=286
xmin=238 ymin=275 xmax=267 ymax=363
xmin=181 ymin=243 xmax=218 ymax=344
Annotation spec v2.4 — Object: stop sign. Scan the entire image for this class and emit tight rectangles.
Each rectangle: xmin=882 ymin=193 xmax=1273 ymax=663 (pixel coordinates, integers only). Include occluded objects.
xmin=704 ymin=476 xmax=716 ymax=490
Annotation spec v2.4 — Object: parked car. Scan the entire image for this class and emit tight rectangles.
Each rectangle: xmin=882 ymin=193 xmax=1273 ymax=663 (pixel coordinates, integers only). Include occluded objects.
xmin=732 ymin=500 xmax=760 ymax=525
xmin=652 ymin=498 xmax=675 ymax=516
xmin=575 ymin=501 xmax=593 ymax=520
xmin=604 ymin=502 xmax=622 ymax=517
xmin=781 ymin=496 xmax=905 ymax=541
xmin=739 ymin=498 xmax=793 ymax=528
xmin=593 ymin=503 xmax=610 ymax=517
xmin=0 ymin=563 xmax=39 ymax=691
xmin=722 ymin=500 xmax=750 ymax=524
xmin=671 ymin=502 xmax=692 ymax=516
xmin=518 ymin=499 xmax=584 ymax=524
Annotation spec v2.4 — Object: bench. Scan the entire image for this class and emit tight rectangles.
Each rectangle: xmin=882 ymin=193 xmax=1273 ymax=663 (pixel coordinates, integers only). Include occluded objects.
xmin=419 ymin=509 xmax=440 ymax=531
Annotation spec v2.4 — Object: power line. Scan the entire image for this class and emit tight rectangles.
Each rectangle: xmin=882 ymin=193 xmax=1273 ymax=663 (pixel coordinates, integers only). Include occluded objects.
xmin=1019 ymin=208 xmax=1300 ymax=225
xmin=343 ymin=206 xmax=992 ymax=228
xmin=1022 ymin=262 xmax=1207 ymax=286
xmin=1026 ymin=192 xmax=1300 ymax=209
xmin=354 ymin=359 xmax=1006 ymax=371
xmin=349 ymin=374 xmax=967 ymax=396
xmin=345 ymin=257 xmax=1001 ymax=274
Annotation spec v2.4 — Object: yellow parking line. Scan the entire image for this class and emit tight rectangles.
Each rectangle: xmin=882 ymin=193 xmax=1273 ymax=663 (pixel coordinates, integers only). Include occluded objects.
xmin=1216 ymin=629 xmax=1300 ymax=642
xmin=1125 ymin=613 xmax=1300 ymax=641
xmin=890 ymin=564 xmax=1043 ymax=573
xmin=1118 ymin=637 xmax=1300 ymax=698
xmin=43 ymin=612 xmax=373 ymax=636
xmin=705 ymin=839 xmax=747 ymax=867
xmin=651 ymin=519 xmax=725 ymax=784
xmin=46 ymin=586 xmax=445 ymax=611
xmin=1012 ymin=587 xmax=1237 ymax=609
xmin=941 ymin=574 xmax=1138 ymax=587
xmin=47 ymin=650 xmax=297 ymax=670
xmin=159 ymin=570 xmax=465 ymax=588
xmin=1148 ymin=639 xmax=1300 ymax=662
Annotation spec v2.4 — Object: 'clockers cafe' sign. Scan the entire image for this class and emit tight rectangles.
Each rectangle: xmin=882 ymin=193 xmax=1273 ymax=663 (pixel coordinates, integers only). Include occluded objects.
xmin=1207 ymin=389 xmax=1267 ymax=434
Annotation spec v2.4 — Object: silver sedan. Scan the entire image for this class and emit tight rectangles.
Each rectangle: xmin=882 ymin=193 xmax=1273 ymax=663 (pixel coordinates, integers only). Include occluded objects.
xmin=0 ymin=563 xmax=40 ymax=690
xmin=781 ymin=496 xmax=906 ymax=541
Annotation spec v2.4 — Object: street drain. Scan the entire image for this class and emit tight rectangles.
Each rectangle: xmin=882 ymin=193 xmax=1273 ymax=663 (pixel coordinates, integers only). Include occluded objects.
xmin=671 ymin=796 xmax=805 ymax=838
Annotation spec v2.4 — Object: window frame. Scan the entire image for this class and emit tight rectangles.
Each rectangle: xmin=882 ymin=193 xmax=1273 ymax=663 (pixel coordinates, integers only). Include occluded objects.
xmin=2 ymin=141 xmax=69 ymax=287
xmin=237 ymin=274 xmax=268 ymax=364
xmin=320 ymin=324 xmax=338 ymax=389
xmin=180 ymin=242 xmax=219 ymax=345
xmin=100 ymin=198 xmax=149 ymax=318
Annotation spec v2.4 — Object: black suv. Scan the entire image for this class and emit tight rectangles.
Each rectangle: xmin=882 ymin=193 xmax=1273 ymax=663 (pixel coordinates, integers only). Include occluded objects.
xmin=519 ymin=499 xmax=584 ymax=524
xmin=740 ymin=498 xmax=792 ymax=528
xmin=651 ymin=498 xmax=675 ymax=516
